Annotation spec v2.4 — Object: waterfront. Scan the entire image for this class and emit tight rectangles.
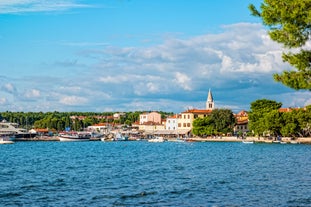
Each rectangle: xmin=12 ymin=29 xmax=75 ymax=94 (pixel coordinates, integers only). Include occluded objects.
xmin=1 ymin=141 xmax=311 ymax=206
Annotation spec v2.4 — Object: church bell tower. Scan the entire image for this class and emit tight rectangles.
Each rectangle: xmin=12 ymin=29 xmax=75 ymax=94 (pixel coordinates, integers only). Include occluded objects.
xmin=206 ymin=89 xmax=214 ymax=110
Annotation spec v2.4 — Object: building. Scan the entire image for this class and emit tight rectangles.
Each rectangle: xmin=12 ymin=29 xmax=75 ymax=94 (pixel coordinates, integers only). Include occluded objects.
xmin=139 ymin=111 xmax=161 ymax=124
xmin=166 ymin=114 xmax=178 ymax=130
xmin=234 ymin=110 xmax=249 ymax=135
xmin=206 ymin=88 xmax=214 ymax=110
xmin=178 ymin=89 xmax=215 ymax=131
xmin=87 ymin=123 xmax=108 ymax=133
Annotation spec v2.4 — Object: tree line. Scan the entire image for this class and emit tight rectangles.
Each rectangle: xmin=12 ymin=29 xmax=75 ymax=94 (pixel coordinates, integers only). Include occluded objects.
xmin=248 ymin=99 xmax=311 ymax=138
xmin=0 ymin=111 xmax=173 ymax=132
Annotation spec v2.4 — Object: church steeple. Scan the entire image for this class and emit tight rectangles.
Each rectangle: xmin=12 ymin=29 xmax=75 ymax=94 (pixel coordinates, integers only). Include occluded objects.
xmin=206 ymin=89 xmax=214 ymax=110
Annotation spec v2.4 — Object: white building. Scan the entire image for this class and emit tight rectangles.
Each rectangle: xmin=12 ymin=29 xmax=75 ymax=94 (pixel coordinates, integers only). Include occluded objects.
xmin=166 ymin=115 xmax=178 ymax=130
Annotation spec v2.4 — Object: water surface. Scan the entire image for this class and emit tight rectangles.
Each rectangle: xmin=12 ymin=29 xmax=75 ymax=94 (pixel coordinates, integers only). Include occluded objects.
xmin=1 ymin=141 xmax=310 ymax=206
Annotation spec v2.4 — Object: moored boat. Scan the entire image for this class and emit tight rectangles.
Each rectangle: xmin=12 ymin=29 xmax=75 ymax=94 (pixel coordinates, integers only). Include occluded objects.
xmin=113 ymin=132 xmax=128 ymax=141
xmin=148 ymin=136 xmax=165 ymax=142
xmin=242 ymin=140 xmax=254 ymax=144
xmin=0 ymin=120 xmax=36 ymax=141
xmin=58 ymin=132 xmax=91 ymax=142
xmin=0 ymin=136 xmax=14 ymax=144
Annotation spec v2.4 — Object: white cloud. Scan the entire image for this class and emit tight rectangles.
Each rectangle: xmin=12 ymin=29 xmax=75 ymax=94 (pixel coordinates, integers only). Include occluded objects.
xmin=146 ymin=82 xmax=159 ymax=93
xmin=0 ymin=0 xmax=92 ymax=14
xmin=0 ymin=97 xmax=7 ymax=104
xmin=59 ymin=96 xmax=88 ymax=106
xmin=174 ymin=72 xmax=192 ymax=91
xmin=2 ymin=83 xmax=17 ymax=94
xmin=99 ymin=75 xmax=128 ymax=84
xmin=24 ymin=89 xmax=40 ymax=98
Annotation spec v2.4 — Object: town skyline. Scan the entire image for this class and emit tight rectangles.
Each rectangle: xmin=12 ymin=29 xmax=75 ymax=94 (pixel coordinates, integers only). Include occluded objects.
xmin=1 ymin=0 xmax=310 ymax=113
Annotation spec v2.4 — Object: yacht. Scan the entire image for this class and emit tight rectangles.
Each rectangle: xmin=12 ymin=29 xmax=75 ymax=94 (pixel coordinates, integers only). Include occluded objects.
xmin=0 ymin=120 xmax=36 ymax=140
xmin=58 ymin=132 xmax=91 ymax=142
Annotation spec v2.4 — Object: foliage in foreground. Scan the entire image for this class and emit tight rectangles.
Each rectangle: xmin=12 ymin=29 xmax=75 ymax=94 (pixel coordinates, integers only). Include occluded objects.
xmin=249 ymin=0 xmax=311 ymax=90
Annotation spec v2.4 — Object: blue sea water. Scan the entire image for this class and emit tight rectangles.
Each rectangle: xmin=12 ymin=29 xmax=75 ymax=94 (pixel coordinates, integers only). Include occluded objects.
xmin=0 ymin=141 xmax=311 ymax=207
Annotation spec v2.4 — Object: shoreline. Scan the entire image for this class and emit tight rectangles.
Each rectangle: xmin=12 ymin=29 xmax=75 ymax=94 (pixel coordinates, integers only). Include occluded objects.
xmin=9 ymin=136 xmax=311 ymax=144
xmin=185 ymin=136 xmax=311 ymax=144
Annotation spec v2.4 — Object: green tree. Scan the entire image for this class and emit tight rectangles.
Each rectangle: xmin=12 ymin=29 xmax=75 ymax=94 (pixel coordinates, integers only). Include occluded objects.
xmin=210 ymin=109 xmax=236 ymax=135
xmin=192 ymin=116 xmax=214 ymax=136
xmin=264 ymin=110 xmax=282 ymax=136
xmin=280 ymin=111 xmax=299 ymax=137
xmin=192 ymin=109 xmax=235 ymax=136
xmin=249 ymin=0 xmax=311 ymax=90
xmin=248 ymin=99 xmax=282 ymax=136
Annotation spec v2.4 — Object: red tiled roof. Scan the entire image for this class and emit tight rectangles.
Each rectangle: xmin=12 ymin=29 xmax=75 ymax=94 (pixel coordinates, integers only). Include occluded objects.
xmin=35 ymin=128 xmax=49 ymax=133
xmin=278 ymin=107 xmax=303 ymax=112
xmin=93 ymin=123 xmax=106 ymax=126
xmin=182 ymin=109 xmax=213 ymax=114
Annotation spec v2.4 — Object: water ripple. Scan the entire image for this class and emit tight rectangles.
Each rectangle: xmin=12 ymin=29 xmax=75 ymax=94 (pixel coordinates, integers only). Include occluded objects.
xmin=0 ymin=141 xmax=310 ymax=206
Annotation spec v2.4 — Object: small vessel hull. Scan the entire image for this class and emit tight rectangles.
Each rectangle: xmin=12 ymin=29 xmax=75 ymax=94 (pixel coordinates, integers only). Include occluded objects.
xmin=58 ymin=132 xmax=91 ymax=142
xmin=0 ymin=140 xmax=14 ymax=144
xmin=59 ymin=137 xmax=90 ymax=142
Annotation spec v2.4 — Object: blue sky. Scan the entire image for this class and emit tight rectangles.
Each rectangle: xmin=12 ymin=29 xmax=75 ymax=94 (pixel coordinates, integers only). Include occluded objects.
xmin=0 ymin=0 xmax=310 ymax=113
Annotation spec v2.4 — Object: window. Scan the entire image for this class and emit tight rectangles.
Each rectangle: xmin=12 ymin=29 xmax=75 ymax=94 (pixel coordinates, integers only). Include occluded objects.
xmin=178 ymin=123 xmax=181 ymax=127
xmin=183 ymin=123 xmax=186 ymax=127
xmin=187 ymin=123 xmax=190 ymax=127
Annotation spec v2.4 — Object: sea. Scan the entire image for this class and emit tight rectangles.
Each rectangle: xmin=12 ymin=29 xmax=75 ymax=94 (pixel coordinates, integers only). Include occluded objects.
xmin=1 ymin=141 xmax=310 ymax=207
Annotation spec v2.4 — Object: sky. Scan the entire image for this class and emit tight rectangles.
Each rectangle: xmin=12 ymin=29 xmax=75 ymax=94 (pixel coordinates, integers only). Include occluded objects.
xmin=0 ymin=0 xmax=310 ymax=113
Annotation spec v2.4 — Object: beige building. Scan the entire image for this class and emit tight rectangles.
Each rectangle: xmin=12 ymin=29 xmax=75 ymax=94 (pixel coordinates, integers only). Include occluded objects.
xmin=233 ymin=110 xmax=249 ymax=135
xmin=139 ymin=111 xmax=161 ymax=125
xmin=178 ymin=89 xmax=215 ymax=131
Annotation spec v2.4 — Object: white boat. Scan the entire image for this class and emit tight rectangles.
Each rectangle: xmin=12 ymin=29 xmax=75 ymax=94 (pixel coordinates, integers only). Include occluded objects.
xmin=0 ymin=136 xmax=14 ymax=144
xmin=113 ymin=132 xmax=128 ymax=141
xmin=242 ymin=140 xmax=254 ymax=144
xmin=0 ymin=120 xmax=36 ymax=140
xmin=148 ymin=136 xmax=165 ymax=142
xmin=58 ymin=132 xmax=91 ymax=142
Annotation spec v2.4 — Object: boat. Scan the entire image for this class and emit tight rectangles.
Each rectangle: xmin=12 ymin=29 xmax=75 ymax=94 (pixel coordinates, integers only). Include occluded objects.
xmin=148 ymin=136 xmax=165 ymax=142
xmin=0 ymin=120 xmax=36 ymax=141
xmin=242 ymin=140 xmax=254 ymax=144
xmin=0 ymin=135 xmax=14 ymax=144
xmin=113 ymin=132 xmax=128 ymax=141
xmin=58 ymin=132 xmax=91 ymax=142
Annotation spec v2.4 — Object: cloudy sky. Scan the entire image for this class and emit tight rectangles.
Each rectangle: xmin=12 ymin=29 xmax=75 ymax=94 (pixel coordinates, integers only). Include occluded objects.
xmin=0 ymin=0 xmax=310 ymax=113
